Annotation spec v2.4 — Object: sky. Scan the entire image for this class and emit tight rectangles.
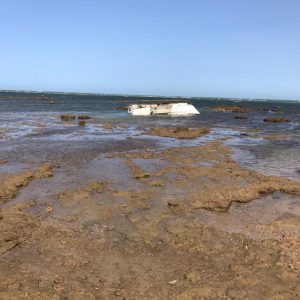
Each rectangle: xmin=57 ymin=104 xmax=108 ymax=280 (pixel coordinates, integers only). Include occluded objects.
xmin=0 ymin=0 xmax=299 ymax=99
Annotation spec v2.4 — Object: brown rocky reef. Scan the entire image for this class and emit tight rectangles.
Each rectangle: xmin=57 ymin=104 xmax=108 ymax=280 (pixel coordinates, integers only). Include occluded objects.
xmin=100 ymin=122 xmax=115 ymax=130
xmin=78 ymin=120 xmax=86 ymax=126
xmin=211 ymin=105 xmax=252 ymax=113
xmin=77 ymin=115 xmax=90 ymax=119
xmin=60 ymin=114 xmax=91 ymax=121
xmin=147 ymin=127 xmax=210 ymax=139
xmin=263 ymin=135 xmax=285 ymax=141
xmin=115 ymin=106 xmax=128 ymax=111
xmin=0 ymin=142 xmax=300 ymax=299
xmin=0 ymin=164 xmax=57 ymax=204
xmin=117 ymin=141 xmax=300 ymax=211
xmin=264 ymin=116 xmax=291 ymax=123
xmin=60 ymin=114 xmax=76 ymax=121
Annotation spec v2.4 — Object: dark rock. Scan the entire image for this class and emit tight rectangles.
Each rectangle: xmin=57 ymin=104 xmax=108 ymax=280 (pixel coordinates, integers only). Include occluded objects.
xmin=78 ymin=120 xmax=86 ymax=126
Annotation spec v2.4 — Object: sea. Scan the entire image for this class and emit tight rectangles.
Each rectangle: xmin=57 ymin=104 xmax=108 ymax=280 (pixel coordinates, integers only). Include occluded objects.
xmin=0 ymin=90 xmax=299 ymax=181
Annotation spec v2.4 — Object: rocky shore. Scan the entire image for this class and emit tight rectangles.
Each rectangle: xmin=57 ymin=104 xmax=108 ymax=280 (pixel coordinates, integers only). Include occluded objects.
xmin=146 ymin=127 xmax=210 ymax=139
xmin=0 ymin=130 xmax=300 ymax=299
xmin=211 ymin=105 xmax=253 ymax=113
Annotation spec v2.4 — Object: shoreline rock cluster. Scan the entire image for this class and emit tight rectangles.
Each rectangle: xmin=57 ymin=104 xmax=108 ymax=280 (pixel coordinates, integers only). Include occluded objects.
xmin=264 ymin=116 xmax=291 ymax=123
xmin=146 ymin=127 xmax=210 ymax=139
xmin=211 ymin=105 xmax=252 ymax=113
xmin=117 ymin=141 xmax=300 ymax=211
xmin=60 ymin=114 xmax=91 ymax=121
xmin=0 ymin=124 xmax=299 ymax=298
xmin=60 ymin=114 xmax=91 ymax=126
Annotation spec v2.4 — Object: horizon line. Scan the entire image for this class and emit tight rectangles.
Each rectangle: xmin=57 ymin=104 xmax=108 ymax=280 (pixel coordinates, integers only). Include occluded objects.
xmin=0 ymin=88 xmax=299 ymax=102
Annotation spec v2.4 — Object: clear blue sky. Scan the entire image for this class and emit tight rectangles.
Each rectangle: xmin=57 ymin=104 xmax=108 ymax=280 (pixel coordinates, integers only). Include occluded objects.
xmin=0 ymin=0 xmax=299 ymax=99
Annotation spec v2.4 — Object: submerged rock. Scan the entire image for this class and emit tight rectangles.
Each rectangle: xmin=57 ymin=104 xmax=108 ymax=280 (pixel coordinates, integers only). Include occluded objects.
xmin=101 ymin=122 xmax=114 ymax=130
xmin=263 ymin=117 xmax=291 ymax=123
xmin=263 ymin=135 xmax=285 ymax=141
xmin=147 ymin=127 xmax=210 ymax=139
xmin=78 ymin=120 xmax=86 ymax=126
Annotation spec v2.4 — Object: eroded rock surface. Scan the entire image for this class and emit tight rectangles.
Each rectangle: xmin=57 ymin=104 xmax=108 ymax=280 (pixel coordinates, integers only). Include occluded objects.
xmin=0 ymin=142 xmax=299 ymax=299
xmin=100 ymin=122 xmax=115 ymax=130
xmin=147 ymin=127 xmax=210 ymax=139
xmin=78 ymin=115 xmax=90 ymax=119
xmin=60 ymin=114 xmax=76 ymax=121
xmin=116 ymin=141 xmax=300 ymax=211
xmin=211 ymin=106 xmax=252 ymax=113
xmin=0 ymin=164 xmax=57 ymax=204
xmin=264 ymin=116 xmax=291 ymax=123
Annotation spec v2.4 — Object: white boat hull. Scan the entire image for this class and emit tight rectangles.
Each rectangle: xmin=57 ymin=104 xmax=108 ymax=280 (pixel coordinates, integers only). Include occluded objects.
xmin=128 ymin=102 xmax=200 ymax=116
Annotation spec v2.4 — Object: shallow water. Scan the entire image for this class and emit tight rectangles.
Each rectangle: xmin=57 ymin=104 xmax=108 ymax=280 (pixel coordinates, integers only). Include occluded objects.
xmin=192 ymin=193 xmax=300 ymax=240
xmin=0 ymin=91 xmax=299 ymax=180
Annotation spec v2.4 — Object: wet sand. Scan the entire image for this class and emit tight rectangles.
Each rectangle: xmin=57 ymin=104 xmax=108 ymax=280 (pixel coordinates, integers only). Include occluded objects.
xmin=0 ymin=123 xmax=300 ymax=299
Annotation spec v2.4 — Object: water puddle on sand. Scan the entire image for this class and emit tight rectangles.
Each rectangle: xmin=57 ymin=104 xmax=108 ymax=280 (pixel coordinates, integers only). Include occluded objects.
xmin=6 ymin=156 xmax=147 ymax=208
xmin=132 ymin=158 xmax=167 ymax=173
xmin=192 ymin=192 xmax=300 ymax=240
xmin=229 ymin=144 xmax=300 ymax=181
xmin=71 ymin=154 xmax=300 ymax=243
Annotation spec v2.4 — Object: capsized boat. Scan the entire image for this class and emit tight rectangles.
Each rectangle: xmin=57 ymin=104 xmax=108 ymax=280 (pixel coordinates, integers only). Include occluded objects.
xmin=128 ymin=102 xmax=200 ymax=116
